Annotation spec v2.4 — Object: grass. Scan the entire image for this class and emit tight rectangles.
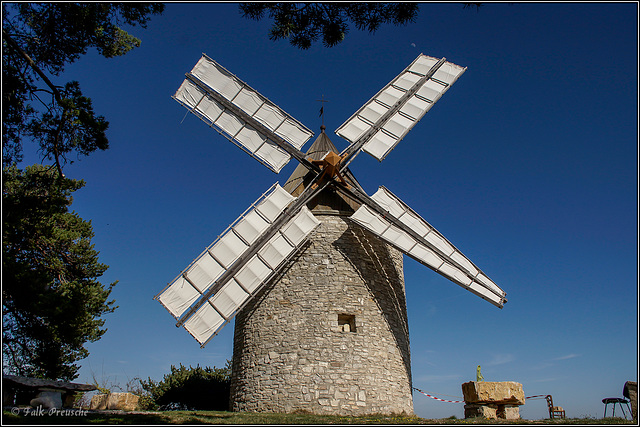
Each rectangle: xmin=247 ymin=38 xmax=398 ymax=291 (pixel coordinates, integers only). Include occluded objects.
xmin=2 ymin=409 xmax=636 ymax=425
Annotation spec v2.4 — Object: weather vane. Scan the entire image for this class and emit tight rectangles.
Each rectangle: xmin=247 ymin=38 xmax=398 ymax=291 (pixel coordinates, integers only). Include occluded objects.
xmin=317 ymin=94 xmax=329 ymax=129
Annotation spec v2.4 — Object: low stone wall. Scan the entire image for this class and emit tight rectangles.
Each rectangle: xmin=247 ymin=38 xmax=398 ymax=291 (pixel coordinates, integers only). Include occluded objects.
xmin=462 ymin=381 xmax=525 ymax=420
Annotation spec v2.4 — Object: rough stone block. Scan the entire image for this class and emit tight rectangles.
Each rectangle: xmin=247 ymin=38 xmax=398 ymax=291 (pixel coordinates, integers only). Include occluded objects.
xmin=4 ymin=388 xmax=14 ymax=407
xmin=106 ymin=392 xmax=139 ymax=411
xmin=461 ymin=381 xmax=525 ymax=405
xmin=89 ymin=393 xmax=108 ymax=410
xmin=62 ymin=392 xmax=77 ymax=408
xmin=30 ymin=390 xmax=63 ymax=409
xmin=624 ymin=381 xmax=637 ymax=420
xmin=497 ymin=404 xmax=521 ymax=420
xmin=464 ymin=403 xmax=497 ymax=419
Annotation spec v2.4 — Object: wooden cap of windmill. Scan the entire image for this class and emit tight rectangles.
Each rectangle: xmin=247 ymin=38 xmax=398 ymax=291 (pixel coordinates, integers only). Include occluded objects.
xmin=283 ymin=127 xmax=362 ymax=214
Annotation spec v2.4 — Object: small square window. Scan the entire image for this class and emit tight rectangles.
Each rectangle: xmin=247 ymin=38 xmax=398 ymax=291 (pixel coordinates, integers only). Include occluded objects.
xmin=338 ymin=314 xmax=356 ymax=333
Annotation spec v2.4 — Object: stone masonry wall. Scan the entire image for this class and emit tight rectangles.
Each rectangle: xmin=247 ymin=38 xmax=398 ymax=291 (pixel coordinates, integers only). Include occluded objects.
xmin=229 ymin=214 xmax=413 ymax=415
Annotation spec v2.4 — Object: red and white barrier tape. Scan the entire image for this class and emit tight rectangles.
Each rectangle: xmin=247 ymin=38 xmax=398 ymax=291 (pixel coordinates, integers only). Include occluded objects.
xmin=413 ymin=387 xmax=464 ymax=403
xmin=525 ymin=395 xmax=548 ymax=400
xmin=414 ymin=388 xmax=548 ymax=404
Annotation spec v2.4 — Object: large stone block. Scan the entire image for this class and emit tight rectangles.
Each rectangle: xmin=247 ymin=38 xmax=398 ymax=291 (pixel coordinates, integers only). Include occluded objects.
xmin=497 ymin=404 xmax=521 ymax=420
xmin=461 ymin=381 xmax=525 ymax=405
xmin=30 ymin=389 xmax=63 ymax=409
xmin=464 ymin=403 xmax=497 ymax=419
xmin=4 ymin=388 xmax=14 ymax=406
xmin=624 ymin=381 xmax=637 ymax=420
xmin=106 ymin=392 xmax=140 ymax=411
xmin=90 ymin=392 xmax=139 ymax=411
xmin=62 ymin=392 xmax=77 ymax=408
xmin=89 ymin=393 xmax=108 ymax=410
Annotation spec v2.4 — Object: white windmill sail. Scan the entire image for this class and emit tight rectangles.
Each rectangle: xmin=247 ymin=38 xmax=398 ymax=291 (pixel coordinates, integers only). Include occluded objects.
xmin=155 ymin=182 xmax=321 ymax=346
xmin=173 ymin=54 xmax=314 ymax=173
xmin=183 ymin=206 xmax=319 ymax=346
xmin=155 ymin=183 xmax=295 ymax=319
xmin=349 ymin=187 xmax=506 ymax=308
xmin=337 ymin=54 xmax=466 ymax=162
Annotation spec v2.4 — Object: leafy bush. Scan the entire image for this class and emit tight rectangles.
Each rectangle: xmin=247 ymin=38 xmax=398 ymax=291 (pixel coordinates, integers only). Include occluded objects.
xmin=138 ymin=362 xmax=231 ymax=411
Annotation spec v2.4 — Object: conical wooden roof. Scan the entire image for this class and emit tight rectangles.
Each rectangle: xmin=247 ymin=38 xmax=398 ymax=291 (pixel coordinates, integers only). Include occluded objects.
xmin=283 ymin=128 xmax=362 ymax=214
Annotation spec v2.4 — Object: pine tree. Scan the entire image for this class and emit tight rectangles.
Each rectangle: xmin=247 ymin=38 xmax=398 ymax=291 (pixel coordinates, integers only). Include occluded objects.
xmin=239 ymin=3 xmax=419 ymax=49
xmin=3 ymin=165 xmax=117 ymax=380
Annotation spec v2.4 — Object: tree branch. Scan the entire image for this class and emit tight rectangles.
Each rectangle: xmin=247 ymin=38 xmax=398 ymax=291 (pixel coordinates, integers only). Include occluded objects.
xmin=3 ymin=29 xmax=63 ymax=105
xmin=3 ymin=29 xmax=66 ymax=177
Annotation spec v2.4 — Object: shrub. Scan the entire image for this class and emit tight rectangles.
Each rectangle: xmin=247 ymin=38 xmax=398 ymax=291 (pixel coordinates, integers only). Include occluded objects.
xmin=138 ymin=361 xmax=231 ymax=411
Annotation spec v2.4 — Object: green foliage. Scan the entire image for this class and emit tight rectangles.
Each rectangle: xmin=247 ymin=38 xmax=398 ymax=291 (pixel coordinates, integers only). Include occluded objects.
xmin=240 ymin=3 xmax=419 ymax=49
xmin=25 ymin=81 xmax=109 ymax=168
xmin=2 ymin=164 xmax=117 ymax=381
xmin=2 ymin=2 xmax=164 ymax=169
xmin=138 ymin=362 xmax=232 ymax=411
xmin=1 ymin=1 xmax=162 ymax=384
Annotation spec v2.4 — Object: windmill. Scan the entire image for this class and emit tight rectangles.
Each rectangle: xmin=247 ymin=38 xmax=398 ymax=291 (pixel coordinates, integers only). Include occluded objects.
xmin=155 ymin=53 xmax=507 ymax=415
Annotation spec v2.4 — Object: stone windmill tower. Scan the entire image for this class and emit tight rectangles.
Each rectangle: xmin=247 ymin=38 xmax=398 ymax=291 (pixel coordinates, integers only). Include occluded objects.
xmin=155 ymin=54 xmax=507 ymax=415
xmin=229 ymin=129 xmax=412 ymax=414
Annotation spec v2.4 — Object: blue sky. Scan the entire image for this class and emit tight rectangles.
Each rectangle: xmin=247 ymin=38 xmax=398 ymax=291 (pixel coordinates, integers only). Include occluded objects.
xmin=14 ymin=3 xmax=637 ymax=420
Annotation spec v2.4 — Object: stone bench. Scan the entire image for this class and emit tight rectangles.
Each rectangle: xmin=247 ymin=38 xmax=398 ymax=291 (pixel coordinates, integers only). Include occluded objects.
xmin=3 ymin=374 xmax=96 ymax=409
xmin=461 ymin=381 xmax=525 ymax=420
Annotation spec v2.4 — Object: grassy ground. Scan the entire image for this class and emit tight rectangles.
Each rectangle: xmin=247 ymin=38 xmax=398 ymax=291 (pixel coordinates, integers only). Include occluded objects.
xmin=2 ymin=409 xmax=636 ymax=425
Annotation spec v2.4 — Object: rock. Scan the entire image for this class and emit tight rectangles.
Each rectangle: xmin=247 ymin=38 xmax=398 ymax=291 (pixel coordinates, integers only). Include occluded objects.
xmin=62 ymin=392 xmax=77 ymax=408
xmin=106 ymin=392 xmax=139 ymax=411
xmin=90 ymin=393 xmax=108 ymax=410
xmin=624 ymin=381 xmax=637 ymax=420
xmin=91 ymin=393 xmax=139 ymax=411
xmin=30 ymin=389 xmax=63 ymax=409
xmin=464 ymin=403 xmax=497 ymax=419
xmin=497 ymin=404 xmax=521 ymax=420
xmin=4 ymin=388 xmax=14 ymax=406
xmin=461 ymin=381 xmax=525 ymax=405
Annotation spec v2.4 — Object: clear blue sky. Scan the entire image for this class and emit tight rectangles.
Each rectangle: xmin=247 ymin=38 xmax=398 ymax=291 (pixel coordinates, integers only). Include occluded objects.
xmin=16 ymin=3 xmax=637 ymax=420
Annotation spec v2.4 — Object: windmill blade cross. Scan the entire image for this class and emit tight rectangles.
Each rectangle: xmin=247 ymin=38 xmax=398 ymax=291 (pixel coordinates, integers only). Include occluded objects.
xmin=159 ymin=53 xmax=507 ymax=351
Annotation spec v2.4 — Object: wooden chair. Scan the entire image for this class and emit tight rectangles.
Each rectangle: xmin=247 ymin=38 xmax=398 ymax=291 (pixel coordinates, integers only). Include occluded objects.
xmin=545 ymin=395 xmax=566 ymax=419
